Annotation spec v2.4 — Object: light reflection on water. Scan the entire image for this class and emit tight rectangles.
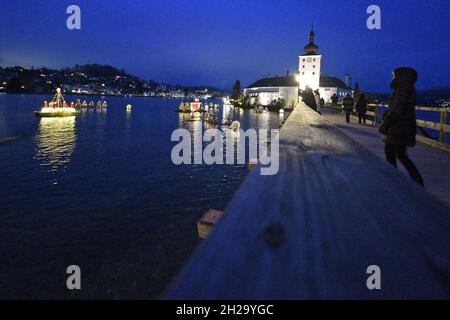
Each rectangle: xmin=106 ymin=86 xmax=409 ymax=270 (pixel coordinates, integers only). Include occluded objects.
xmin=177 ymin=107 xmax=281 ymax=163
xmin=34 ymin=116 xmax=77 ymax=183
xmin=0 ymin=95 xmax=286 ymax=299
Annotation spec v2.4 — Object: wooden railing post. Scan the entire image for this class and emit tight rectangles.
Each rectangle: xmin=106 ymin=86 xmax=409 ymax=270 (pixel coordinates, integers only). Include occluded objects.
xmin=439 ymin=110 xmax=447 ymax=143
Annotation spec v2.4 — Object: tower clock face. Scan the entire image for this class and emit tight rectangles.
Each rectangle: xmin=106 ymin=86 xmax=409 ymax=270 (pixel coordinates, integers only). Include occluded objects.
xmin=307 ymin=58 xmax=312 ymax=63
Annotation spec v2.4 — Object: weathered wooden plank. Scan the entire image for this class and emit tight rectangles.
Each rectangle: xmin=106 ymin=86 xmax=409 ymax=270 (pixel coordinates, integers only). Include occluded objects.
xmin=416 ymin=135 xmax=450 ymax=153
xmin=415 ymin=106 xmax=449 ymax=112
xmin=416 ymin=119 xmax=449 ymax=136
xmin=166 ymin=103 xmax=450 ymax=299
xmin=416 ymin=119 xmax=441 ymax=131
xmin=321 ymin=109 xmax=450 ymax=206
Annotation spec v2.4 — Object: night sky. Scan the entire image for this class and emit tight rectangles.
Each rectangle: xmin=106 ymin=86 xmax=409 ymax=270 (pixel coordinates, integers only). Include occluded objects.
xmin=0 ymin=0 xmax=448 ymax=92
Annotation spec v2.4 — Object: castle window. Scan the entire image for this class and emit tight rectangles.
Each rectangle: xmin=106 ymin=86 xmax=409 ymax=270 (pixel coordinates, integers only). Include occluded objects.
xmin=313 ymin=65 xmax=315 ymax=68
xmin=302 ymin=72 xmax=305 ymax=75
xmin=312 ymin=72 xmax=315 ymax=75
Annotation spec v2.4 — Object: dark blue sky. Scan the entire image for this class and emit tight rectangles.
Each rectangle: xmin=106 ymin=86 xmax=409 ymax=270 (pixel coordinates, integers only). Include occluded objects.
xmin=0 ymin=0 xmax=448 ymax=91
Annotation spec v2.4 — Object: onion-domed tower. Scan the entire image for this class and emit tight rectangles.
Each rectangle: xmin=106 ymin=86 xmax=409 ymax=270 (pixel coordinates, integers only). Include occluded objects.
xmin=304 ymin=29 xmax=319 ymax=55
xmin=298 ymin=27 xmax=322 ymax=91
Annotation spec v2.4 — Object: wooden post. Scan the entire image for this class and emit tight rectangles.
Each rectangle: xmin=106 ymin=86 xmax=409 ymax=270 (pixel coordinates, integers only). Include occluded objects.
xmin=197 ymin=209 xmax=224 ymax=239
xmin=439 ymin=110 xmax=447 ymax=143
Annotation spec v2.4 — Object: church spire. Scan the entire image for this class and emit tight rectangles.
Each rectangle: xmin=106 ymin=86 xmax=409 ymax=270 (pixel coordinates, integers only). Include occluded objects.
xmin=309 ymin=25 xmax=315 ymax=43
xmin=304 ymin=26 xmax=319 ymax=55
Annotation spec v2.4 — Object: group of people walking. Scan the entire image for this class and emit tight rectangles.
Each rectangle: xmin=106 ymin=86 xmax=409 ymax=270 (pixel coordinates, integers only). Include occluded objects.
xmin=341 ymin=93 xmax=368 ymax=125
xmin=304 ymin=89 xmax=368 ymax=125
xmin=301 ymin=67 xmax=425 ymax=187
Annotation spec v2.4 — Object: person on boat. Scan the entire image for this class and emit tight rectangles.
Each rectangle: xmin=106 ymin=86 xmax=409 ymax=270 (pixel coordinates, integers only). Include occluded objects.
xmin=356 ymin=94 xmax=368 ymax=125
xmin=342 ymin=93 xmax=355 ymax=123
xmin=378 ymin=67 xmax=424 ymax=187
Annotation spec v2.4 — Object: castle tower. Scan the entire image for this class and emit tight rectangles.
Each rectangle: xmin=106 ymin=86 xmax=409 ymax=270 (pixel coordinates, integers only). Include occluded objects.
xmin=298 ymin=27 xmax=322 ymax=91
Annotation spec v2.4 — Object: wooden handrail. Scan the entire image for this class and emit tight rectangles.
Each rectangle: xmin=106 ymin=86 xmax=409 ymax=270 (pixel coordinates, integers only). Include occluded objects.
xmin=166 ymin=103 xmax=450 ymax=299
xmin=346 ymin=104 xmax=449 ymax=146
xmin=366 ymin=104 xmax=449 ymax=113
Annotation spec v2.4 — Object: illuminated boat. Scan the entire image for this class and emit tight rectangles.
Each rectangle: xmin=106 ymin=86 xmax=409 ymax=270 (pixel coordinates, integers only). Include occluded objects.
xmin=190 ymin=101 xmax=203 ymax=113
xmin=178 ymin=102 xmax=190 ymax=113
xmin=81 ymin=100 xmax=88 ymax=108
xmin=230 ymin=120 xmax=241 ymax=131
xmin=189 ymin=112 xmax=202 ymax=121
xmin=204 ymin=111 xmax=218 ymax=124
xmin=88 ymin=100 xmax=95 ymax=108
xmin=34 ymin=88 xmax=80 ymax=117
xmin=102 ymin=101 xmax=108 ymax=108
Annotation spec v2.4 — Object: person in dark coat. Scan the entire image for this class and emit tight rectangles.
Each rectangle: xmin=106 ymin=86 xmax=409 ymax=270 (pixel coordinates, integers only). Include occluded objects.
xmin=342 ymin=93 xmax=354 ymax=123
xmin=301 ymin=87 xmax=317 ymax=111
xmin=331 ymin=93 xmax=338 ymax=112
xmin=314 ymin=89 xmax=322 ymax=114
xmin=356 ymin=94 xmax=368 ymax=124
xmin=378 ymin=67 xmax=424 ymax=186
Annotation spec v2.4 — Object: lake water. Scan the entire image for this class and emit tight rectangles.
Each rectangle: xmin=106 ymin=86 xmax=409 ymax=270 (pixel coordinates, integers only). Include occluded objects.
xmin=0 ymin=94 xmax=286 ymax=299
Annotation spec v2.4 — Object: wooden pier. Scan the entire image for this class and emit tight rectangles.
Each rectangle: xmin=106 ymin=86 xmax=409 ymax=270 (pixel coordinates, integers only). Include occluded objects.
xmin=340 ymin=103 xmax=450 ymax=152
xmin=166 ymin=102 xmax=450 ymax=300
xmin=322 ymin=108 xmax=450 ymax=206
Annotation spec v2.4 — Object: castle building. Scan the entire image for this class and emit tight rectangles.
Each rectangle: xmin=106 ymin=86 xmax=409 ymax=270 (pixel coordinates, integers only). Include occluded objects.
xmin=244 ymin=28 xmax=353 ymax=108
xmin=298 ymin=29 xmax=322 ymax=91
xmin=244 ymin=76 xmax=299 ymax=109
xmin=298 ymin=28 xmax=353 ymax=102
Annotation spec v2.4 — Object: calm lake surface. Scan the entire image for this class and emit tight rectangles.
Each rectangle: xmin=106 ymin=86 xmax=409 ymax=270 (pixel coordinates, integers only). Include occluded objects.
xmin=0 ymin=94 xmax=286 ymax=299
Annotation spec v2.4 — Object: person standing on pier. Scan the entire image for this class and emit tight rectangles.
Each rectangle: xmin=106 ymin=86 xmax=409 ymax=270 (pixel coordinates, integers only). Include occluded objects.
xmin=378 ymin=67 xmax=424 ymax=187
xmin=314 ymin=89 xmax=322 ymax=115
xmin=302 ymin=86 xmax=317 ymax=112
xmin=342 ymin=93 xmax=355 ymax=123
xmin=356 ymin=94 xmax=368 ymax=124
xmin=331 ymin=93 xmax=338 ymax=112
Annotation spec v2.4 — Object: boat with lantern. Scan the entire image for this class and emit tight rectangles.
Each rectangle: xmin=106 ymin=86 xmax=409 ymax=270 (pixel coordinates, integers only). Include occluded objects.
xmin=34 ymin=88 xmax=80 ymax=117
